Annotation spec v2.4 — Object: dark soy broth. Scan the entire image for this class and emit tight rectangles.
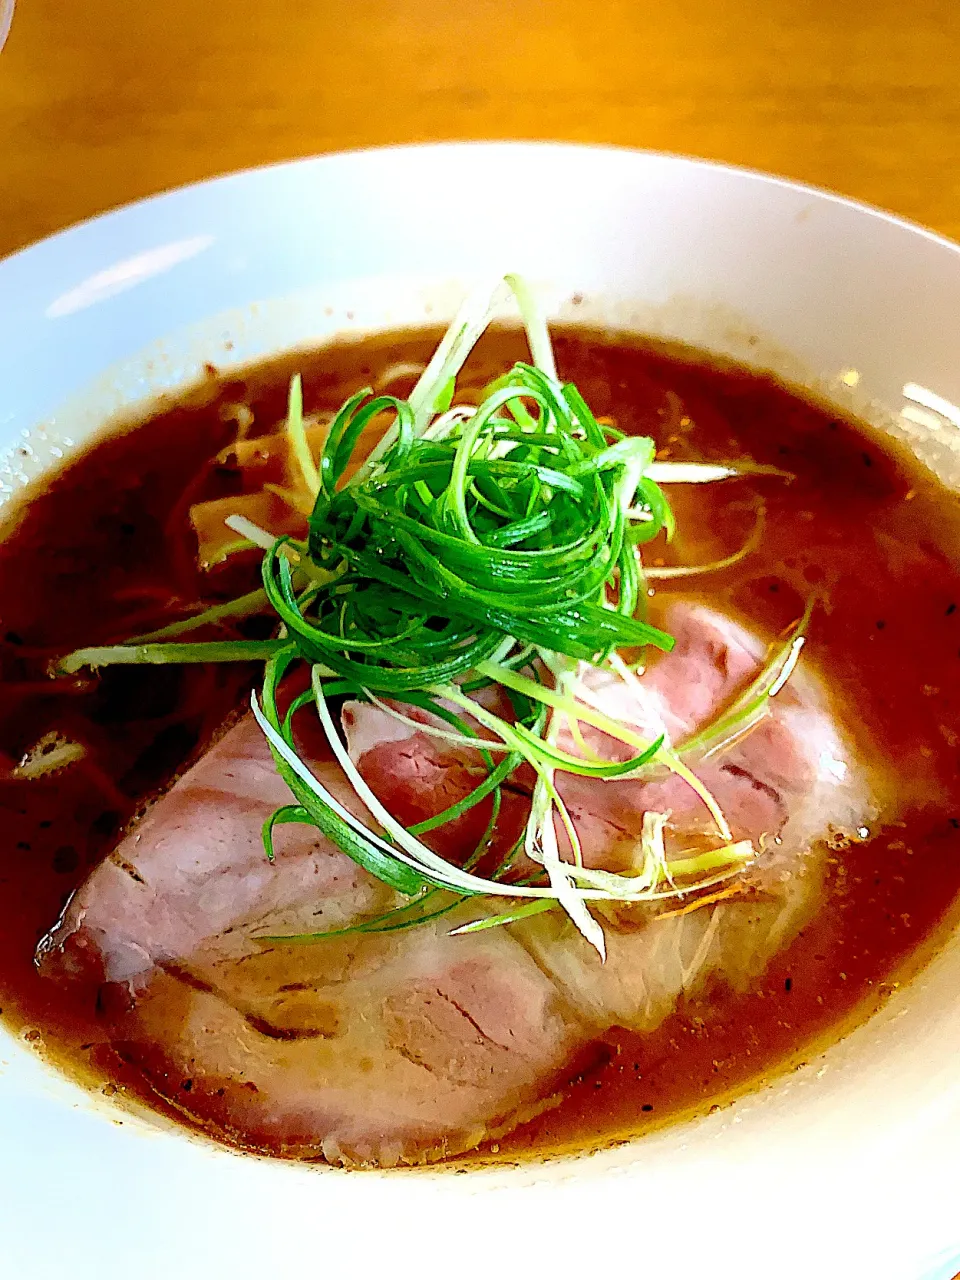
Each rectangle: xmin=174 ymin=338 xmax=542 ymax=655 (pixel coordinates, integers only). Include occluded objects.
xmin=2 ymin=327 xmax=960 ymax=1161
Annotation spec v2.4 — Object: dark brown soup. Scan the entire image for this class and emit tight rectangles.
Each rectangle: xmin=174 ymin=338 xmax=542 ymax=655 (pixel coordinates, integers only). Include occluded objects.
xmin=2 ymin=326 xmax=960 ymax=1163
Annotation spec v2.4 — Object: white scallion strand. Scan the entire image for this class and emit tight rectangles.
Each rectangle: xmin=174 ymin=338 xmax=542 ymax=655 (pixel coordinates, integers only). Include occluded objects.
xmin=646 ymin=461 xmax=791 ymax=483
xmin=643 ymin=509 xmax=766 ymax=581
xmin=522 ymin=658 xmax=607 ymax=960
xmin=252 ymin=672 xmax=759 ymax=959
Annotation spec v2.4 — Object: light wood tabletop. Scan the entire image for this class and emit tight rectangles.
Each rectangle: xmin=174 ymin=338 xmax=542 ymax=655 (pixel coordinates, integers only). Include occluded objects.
xmin=1 ymin=0 xmax=960 ymax=259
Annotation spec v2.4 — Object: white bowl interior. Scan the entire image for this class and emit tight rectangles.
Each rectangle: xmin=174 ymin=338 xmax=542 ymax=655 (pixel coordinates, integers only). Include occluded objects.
xmin=1 ymin=144 xmax=959 ymax=1280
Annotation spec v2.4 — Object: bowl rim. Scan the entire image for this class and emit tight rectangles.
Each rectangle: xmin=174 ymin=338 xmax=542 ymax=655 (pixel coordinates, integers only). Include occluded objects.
xmin=4 ymin=139 xmax=960 ymax=268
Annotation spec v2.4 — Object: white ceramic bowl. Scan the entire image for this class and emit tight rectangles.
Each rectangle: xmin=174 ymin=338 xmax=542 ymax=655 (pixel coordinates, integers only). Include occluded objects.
xmin=2 ymin=144 xmax=959 ymax=1280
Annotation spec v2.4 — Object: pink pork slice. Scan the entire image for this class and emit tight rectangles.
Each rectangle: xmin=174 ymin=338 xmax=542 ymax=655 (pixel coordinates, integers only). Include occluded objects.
xmin=37 ymin=718 xmax=587 ymax=1167
xmin=345 ymin=602 xmax=875 ymax=1031
xmin=38 ymin=602 xmax=872 ymax=1165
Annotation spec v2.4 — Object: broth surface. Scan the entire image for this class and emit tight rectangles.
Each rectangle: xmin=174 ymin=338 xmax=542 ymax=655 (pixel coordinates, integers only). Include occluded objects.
xmin=2 ymin=327 xmax=960 ymax=1162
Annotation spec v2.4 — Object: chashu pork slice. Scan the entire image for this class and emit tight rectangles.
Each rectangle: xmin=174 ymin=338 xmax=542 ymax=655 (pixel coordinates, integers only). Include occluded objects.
xmin=344 ymin=602 xmax=876 ymax=1033
xmin=37 ymin=717 xmax=587 ymax=1167
xmin=39 ymin=601 xmax=874 ymax=1167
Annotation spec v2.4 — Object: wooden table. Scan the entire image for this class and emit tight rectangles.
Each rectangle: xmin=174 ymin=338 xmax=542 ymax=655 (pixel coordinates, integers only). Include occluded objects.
xmin=1 ymin=0 xmax=960 ymax=258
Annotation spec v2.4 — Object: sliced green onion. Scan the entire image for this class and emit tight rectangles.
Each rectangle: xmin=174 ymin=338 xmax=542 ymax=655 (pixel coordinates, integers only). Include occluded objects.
xmin=127 ymin=588 xmax=270 ymax=643
xmin=449 ymin=897 xmax=557 ymax=936
xmin=647 ymin=461 xmax=791 ymax=483
xmin=57 ymin=639 xmax=286 ymax=674
xmin=57 ymin=275 xmax=798 ymax=958
xmin=645 ymin=508 xmax=765 ymax=581
xmin=286 ymin=373 xmax=320 ymax=497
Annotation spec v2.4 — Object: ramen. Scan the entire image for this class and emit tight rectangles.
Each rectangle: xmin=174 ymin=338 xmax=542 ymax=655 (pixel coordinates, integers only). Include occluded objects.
xmin=2 ymin=283 xmax=959 ymax=1166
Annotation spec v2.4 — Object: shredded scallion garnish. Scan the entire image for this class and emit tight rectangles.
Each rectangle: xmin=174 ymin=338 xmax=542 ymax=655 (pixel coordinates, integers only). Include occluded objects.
xmin=57 ymin=276 xmax=806 ymax=958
